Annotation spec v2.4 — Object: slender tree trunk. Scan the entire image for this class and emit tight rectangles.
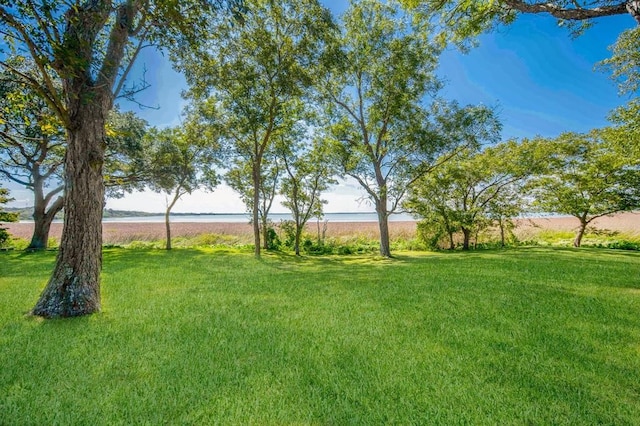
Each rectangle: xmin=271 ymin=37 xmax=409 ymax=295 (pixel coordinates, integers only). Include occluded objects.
xmin=32 ymin=105 xmax=105 ymax=318
xmin=165 ymin=208 xmax=172 ymax=250
xmin=164 ymin=189 xmax=183 ymax=250
xmin=448 ymin=231 xmax=455 ymax=250
xmin=376 ymin=199 xmax=392 ymax=258
xmin=499 ymin=218 xmax=506 ymax=248
xmin=574 ymin=219 xmax=588 ymax=247
xmin=461 ymin=227 xmax=471 ymax=250
xmin=262 ymin=216 xmax=269 ymax=250
xmin=252 ymin=164 xmax=261 ymax=258
xmin=443 ymin=216 xmax=455 ymax=249
xmin=294 ymin=225 xmax=302 ymax=256
xmin=27 ymin=197 xmax=64 ymax=250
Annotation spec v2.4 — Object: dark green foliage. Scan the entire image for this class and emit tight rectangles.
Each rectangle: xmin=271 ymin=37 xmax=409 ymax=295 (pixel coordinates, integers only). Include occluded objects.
xmin=279 ymin=220 xmax=297 ymax=248
xmin=417 ymin=218 xmax=452 ymax=250
xmin=0 ymin=187 xmax=17 ymax=247
xmin=265 ymin=226 xmax=281 ymax=250
xmin=600 ymin=240 xmax=640 ymax=251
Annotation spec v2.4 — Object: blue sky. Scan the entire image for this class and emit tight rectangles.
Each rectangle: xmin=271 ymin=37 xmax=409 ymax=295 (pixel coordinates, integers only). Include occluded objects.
xmin=6 ymin=1 xmax=637 ymax=213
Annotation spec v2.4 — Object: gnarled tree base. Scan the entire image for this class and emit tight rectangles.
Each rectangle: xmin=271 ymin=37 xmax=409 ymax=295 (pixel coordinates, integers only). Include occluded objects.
xmin=31 ymin=262 xmax=101 ymax=318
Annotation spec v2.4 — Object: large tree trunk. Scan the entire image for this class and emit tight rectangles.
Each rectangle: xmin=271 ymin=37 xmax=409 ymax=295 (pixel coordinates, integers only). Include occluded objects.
xmin=574 ymin=219 xmax=588 ymax=247
xmin=31 ymin=107 xmax=105 ymax=318
xmin=461 ymin=227 xmax=472 ymax=250
xmin=28 ymin=195 xmax=64 ymax=251
xmin=376 ymin=200 xmax=392 ymax=258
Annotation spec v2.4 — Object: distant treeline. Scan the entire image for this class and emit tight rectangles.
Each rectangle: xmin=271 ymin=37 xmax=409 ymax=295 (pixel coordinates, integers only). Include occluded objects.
xmin=6 ymin=207 xmax=228 ymax=221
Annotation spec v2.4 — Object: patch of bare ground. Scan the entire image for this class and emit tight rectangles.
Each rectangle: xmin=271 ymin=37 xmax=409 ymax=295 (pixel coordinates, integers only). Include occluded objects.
xmin=4 ymin=211 xmax=638 ymax=245
xmin=3 ymin=220 xmax=417 ymax=245
xmin=513 ymin=211 xmax=640 ymax=240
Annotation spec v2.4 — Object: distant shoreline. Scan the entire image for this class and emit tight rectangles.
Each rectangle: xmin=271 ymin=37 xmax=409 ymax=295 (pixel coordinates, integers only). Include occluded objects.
xmin=4 ymin=212 xmax=639 ymax=245
xmin=16 ymin=212 xmax=418 ymax=224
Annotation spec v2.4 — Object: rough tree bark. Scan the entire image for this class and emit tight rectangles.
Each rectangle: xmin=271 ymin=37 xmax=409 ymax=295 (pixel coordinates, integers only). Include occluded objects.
xmin=32 ymin=103 xmax=107 ymax=317
xmin=30 ymin=1 xmax=138 ymax=318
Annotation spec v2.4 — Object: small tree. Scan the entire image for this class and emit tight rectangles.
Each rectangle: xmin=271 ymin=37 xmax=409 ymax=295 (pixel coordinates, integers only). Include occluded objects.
xmin=0 ymin=186 xmax=18 ymax=247
xmin=278 ymin=135 xmax=336 ymax=255
xmin=0 ymin=60 xmax=65 ymax=250
xmin=530 ymin=130 xmax=640 ymax=247
xmin=407 ymin=140 xmax=534 ymax=250
xmin=146 ymin=126 xmax=219 ymax=250
xmin=225 ymin=150 xmax=281 ymax=250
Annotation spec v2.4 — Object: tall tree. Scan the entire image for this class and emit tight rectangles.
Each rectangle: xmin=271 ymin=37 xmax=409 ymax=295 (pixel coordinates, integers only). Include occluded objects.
xmin=323 ymin=0 xmax=501 ymax=257
xmin=146 ymin=126 xmax=219 ymax=250
xmin=530 ymin=130 xmax=640 ymax=247
xmin=0 ymin=0 xmax=241 ymax=318
xmin=178 ymin=0 xmax=334 ymax=257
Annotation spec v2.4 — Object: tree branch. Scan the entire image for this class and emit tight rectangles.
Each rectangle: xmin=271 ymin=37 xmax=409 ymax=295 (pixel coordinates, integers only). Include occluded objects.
xmin=503 ymin=0 xmax=630 ymax=21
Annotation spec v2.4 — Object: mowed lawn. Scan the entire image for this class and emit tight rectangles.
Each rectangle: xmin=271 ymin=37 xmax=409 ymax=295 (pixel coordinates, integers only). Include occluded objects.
xmin=1 ymin=248 xmax=639 ymax=425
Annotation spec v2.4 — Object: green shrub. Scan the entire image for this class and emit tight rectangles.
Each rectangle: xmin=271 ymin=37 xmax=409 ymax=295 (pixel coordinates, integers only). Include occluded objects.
xmin=266 ymin=226 xmax=281 ymax=250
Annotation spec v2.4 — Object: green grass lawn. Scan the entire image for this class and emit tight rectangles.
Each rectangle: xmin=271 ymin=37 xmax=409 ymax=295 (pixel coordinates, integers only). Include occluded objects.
xmin=1 ymin=248 xmax=639 ymax=424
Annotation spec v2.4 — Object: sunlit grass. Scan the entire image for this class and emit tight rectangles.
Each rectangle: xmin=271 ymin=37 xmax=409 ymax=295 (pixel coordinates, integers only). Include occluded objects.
xmin=1 ymin=248 xmax=639 ymax=424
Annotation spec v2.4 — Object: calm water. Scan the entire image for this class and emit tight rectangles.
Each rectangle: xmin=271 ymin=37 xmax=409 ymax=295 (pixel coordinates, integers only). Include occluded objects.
xmin=101 ymin=212 xmax=416 ymax=223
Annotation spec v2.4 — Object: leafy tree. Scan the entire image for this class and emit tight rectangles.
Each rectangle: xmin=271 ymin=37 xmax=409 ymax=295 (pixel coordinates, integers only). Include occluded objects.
xmin=278 ymin=134 xmax=336 ymax=256
xmin=225 ymin=152 xmax=281 ymax=250
xmin=104 ymin=109 xmax=150 ymax=197
xmin=530 ymin=130 xmax=640 ymax=247
xmin=178 ymin=0 xmax=334 ymax=257
xmin=146 ymin=126 xmax=219 ymax=250
xmin=323 ymin=0 xmax=501 ymax=257
xmin=1 ymin=61 xmax=148 ymax=250
xmin=0 ymin=0 xmax=241 ymax=318
xmin=406 ymin=140 xmax=533 ymax=250
xmin=608 ymin=99 xmax=640 ymax=158
xmin=0 ymin=62 xmax=65 ymax=250
xmin=0 ymin=186 xmax=18 ymax=247
xmin=600 ymin=26 xmax=640 ymax=95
